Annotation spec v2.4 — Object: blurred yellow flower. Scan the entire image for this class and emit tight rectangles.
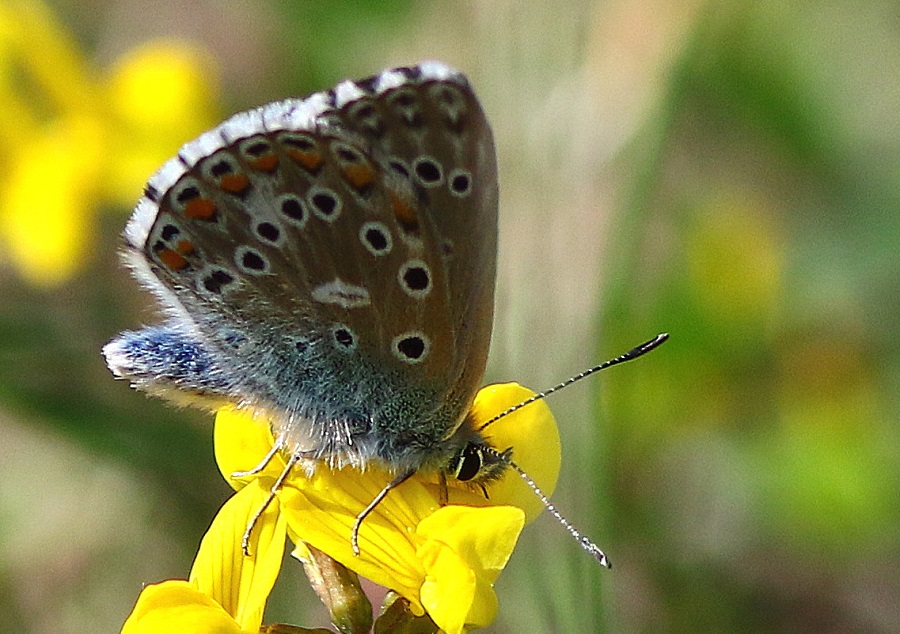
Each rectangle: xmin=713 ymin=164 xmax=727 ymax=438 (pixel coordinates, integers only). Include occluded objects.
xmin=686 ymin=195 xmax=784 ymax=330
xmin=0 ymin=0 xmax=219 ymax=286
xmin=121 ymin=478 xmax=287 ymax=634
xmin=214 ymin=382 xmax=560 ymax=633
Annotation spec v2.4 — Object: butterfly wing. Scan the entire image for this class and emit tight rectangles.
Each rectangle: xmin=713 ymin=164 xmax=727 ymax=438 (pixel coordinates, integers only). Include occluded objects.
xmin=108 ymin=62 xmax=497 ymax=472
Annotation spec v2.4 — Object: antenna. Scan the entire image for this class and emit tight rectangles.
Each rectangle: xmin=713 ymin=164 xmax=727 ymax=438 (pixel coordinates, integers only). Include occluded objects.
xmin=482 ymin=333 xmax=669 ymax=568
xmin=486 ymin=446 xmax=613 ymax=567
xmin=478 ymin=333 xmax=669 ymax=432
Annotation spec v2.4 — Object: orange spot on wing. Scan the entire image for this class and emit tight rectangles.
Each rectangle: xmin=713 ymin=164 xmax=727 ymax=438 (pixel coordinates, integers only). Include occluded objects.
xmin=184 ymin=198 xmax=217 ymax=220
xmin=389 ymin=190 xmax=419 ymax=233
xmin=249 ymin=154 xmax=279 ymax=172
xmin=286 ymin=149 xmax=323 ymax=171
xmin=158 ymin=248 xmax=189 ymax=271
xmin=175 ymin=240 xmax=194 ymax=255
xmin=219 ymin=173 xmax=251 ymax=194
xmin=343 ymin=163 xmax=376 ymax=190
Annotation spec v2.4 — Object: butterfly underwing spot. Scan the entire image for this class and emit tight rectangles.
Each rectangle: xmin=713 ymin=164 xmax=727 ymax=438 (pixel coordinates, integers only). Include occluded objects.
xmin=448 ymin=169 xmax=473 ymax=197
xmin=173 ymin=179 xmax=202 ymax=204
xmin=174 ymin=240 xmax=195 ymax=256
xmin=160 ymin=224 xmax=180 ymax=241
xmin=387 ymin=187 xmax=420 ymax=237
xmin=388 ymin=159 xmax=410 ymax=178
xmin=254 ymin=220 xmax=284 ymax=246
xmin=151 ymin=230 xmax=196 ymax=272
xmin=392 ymin=332 xmax=430 ymax=364
xmin=430 ymin=83 xmax=468 ymax=133
xmin=201 ymin=268 xmax=237 ymax=294
xmin=153 ymin=242 xmax=191 ymax=272
xmin=332 ymin=325 xmax=358 ymax=351
xmin=240 ymin=137 xmax=279 ymax=173
xmin=331 ymin=141 xmax=377 ymax=194
xmin=291 ymin=337 xmax=311 ymax=354
xmin=359 ymin=221 xmax=393 ymax=256
xmin=204 ymin=152 xmax=251 ymax=196
xmin=235 ymin=246 xmax=270 ymax=275
xmin=308 ymin=186 xmax=342 ymax=222
xmin=332 ymin=142 xmax=366 ymax=164
xmin=387 ymin=87 xmax=424 ymax=128
xmin=441 ymin=239 xmax=454 ymax=257
xmin=398 ymin=260 xmax=432 ymax=298
xmin=278 ymin=132 xmax=324 ymax=173
xmin=346 ymin=412 xmax=372 ymax=435
xmin=347 ymin=100 xmax=385 ymax=138
xmin=311 ymin=279 xmax=371 ymax=308
xmin=413 ymin=157 xmax=444 ymax=187
xmin=172 ymin=178 xmax=217 ymax=221
xmin=277 ymin=193 xmax=309 ymax=227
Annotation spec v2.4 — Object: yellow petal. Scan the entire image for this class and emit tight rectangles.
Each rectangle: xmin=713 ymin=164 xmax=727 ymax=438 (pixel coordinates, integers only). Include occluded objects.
xmin=190 ymin=481 xmax=287 ymax=632
xmin=121 ymin=580 xmax=244 ymax=634
xmin=417 ymin=542 xmax=475 ymax=634
xmin=417 ymin=506 xmax=524 ymax=634
xmin=279 ymin=468 xmax=524 ymax=632
xmin=418 ymin=505 xmax=524 ymax=583
xmin=214 ymin=407 xmax=283 ymax=489
xmin=279 ymin=467 xmax=433 ymax=610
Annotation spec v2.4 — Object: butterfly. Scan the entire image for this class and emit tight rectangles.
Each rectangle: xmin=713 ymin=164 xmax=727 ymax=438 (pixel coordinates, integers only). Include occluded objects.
xmin=104 ymin=61 xmax=665 ymax=567
xmin=104 ymin=59 xmax=511 ymax=522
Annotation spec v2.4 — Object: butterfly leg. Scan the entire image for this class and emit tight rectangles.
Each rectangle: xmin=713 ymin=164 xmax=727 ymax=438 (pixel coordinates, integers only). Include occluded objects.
xmin=438 ymin=471 xmax=449 ymax=506
xmin=231 ymin=438 xmax=285 ymax=478
xmin=242 ymin=450 xmax=302 ymax=556
xmin=351 ymin=469 xmax=415 ymax=556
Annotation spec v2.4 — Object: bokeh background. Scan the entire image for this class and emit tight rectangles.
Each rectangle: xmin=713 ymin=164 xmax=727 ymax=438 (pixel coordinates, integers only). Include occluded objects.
xmin=1 ymin=0 xmax=898 ymax=632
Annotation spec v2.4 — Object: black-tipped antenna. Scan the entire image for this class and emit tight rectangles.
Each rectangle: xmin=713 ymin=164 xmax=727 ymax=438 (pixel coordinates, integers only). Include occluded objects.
xmin=478 ymin=333 xmax=669 ymax=432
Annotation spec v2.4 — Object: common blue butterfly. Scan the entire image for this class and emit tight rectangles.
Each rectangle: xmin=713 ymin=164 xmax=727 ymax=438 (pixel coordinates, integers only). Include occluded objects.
xmin=104 ymin=60 xmax=665 ymax=566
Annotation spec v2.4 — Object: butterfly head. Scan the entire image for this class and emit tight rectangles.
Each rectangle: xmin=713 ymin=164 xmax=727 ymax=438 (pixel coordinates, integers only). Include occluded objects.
xmin=447 ymin=440 xmax=511 ymax=485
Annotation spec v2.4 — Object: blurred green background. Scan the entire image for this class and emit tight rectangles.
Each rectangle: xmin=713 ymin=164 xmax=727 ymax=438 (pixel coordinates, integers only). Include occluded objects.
xmin=1 ymin=0 xmax=898 ymax=632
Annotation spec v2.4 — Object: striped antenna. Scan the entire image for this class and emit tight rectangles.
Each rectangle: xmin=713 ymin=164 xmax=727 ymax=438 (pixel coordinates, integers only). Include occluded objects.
xmin=478 ymin=333 xmax=669 ymax=432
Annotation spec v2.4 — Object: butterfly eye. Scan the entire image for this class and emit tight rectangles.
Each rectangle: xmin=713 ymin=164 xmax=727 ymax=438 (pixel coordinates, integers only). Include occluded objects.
xmin=451 ymin=443 xmax=484 ymax=482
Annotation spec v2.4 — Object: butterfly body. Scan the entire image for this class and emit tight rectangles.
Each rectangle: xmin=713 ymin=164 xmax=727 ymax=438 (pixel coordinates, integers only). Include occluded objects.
xmin=105 ymin=62 xmax=500 ymax=478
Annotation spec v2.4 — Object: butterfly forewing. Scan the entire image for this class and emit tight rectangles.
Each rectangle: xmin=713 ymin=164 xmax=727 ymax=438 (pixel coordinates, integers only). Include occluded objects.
xmin=124 ymin=62 xmax=498 ymax=470
xmin=332 ymin=66 xmax=499 ymax=435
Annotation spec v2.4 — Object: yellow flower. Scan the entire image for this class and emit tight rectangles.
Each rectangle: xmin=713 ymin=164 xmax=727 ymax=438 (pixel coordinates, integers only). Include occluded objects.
xmin=214 ymin=382 xmax=561 ymax=633
xmin=121 ymin=478 xmax=287 ymax=633
xmin=0 ymin=0 xmax=219 ymax=286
